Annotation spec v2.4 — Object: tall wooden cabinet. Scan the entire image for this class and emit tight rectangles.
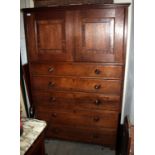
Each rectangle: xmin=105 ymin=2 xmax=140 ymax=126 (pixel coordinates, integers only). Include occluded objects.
xmin=23 ymin=4 xmax=129 ymax=148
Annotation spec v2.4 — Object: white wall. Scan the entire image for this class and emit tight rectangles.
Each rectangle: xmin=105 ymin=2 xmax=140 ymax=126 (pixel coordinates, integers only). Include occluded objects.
xmin=114 ymin=0 xmax=134 ymax=124
xmin=20 ymin=0 xmax=34 ymax=65
xmin=20 ymin=0 xmax=27 ymax=65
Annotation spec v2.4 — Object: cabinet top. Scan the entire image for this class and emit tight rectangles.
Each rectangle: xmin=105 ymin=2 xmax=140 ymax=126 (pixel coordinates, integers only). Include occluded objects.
xmin=22 ymin=3 xmax=130 ymax=12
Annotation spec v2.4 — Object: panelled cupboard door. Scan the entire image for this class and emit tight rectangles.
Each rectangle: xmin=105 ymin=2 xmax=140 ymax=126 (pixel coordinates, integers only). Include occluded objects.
xmin=24 ymin=10 xmax=74 ymax=62
xmin=74 ymin=8 xmax=125 ymax=63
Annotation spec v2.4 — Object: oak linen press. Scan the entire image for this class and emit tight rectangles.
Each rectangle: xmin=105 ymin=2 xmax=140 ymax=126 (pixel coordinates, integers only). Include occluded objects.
xmin=23 ymin=3 xmax=129 ymax=149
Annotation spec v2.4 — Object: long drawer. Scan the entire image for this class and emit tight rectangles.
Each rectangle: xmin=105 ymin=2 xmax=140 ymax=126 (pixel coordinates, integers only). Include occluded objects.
xmin=47 ymin=124 xmax=117 ymax=147
xmin=33 ymin=91 xmax=120 ymax=111
xmin=36 ymin=109 xmax=119 ymax=128
xmin=31 ymin=76 xmax=121 ymax=94
xmin=30 ymin=63 xmax=123 ymax=79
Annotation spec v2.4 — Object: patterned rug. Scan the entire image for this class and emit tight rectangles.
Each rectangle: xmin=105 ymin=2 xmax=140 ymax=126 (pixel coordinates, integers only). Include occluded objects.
xmin=45 ymin=140 xmax=115 ymax=155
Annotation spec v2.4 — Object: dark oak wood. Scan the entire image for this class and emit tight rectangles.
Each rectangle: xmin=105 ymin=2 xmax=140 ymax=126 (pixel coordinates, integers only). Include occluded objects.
xmin=23 ymin=4 xmax=129 ymax=149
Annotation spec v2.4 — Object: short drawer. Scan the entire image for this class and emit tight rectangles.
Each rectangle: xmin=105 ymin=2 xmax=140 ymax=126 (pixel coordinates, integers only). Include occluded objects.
xmin=36 ymin=109 xmax=119 ymax=129
xmin=47 ymin=125 xmax=117 ymax=147
xmin=31 ymin=77 xmax=121 ymax=94
xmin=30 ymin=63 xmax=123 ymax=79
xmin=33 ymin=91 xmax=120 ymax=111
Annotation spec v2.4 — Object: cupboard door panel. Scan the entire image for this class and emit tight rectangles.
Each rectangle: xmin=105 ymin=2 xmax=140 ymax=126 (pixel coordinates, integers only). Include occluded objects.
xmin=75 ymin=8 xmax=125 ymax=63
xmin=37 ymin=20 xmax=65 ymax=52
xmin=24 ymin=10 xmax=74 ymax=61
xmin=84 ymin=19 xmax=114 ymax=52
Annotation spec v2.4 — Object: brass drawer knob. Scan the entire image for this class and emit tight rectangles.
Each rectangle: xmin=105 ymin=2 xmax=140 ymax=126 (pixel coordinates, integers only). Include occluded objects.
xmin=94 ymin=99 xmax=101 ymax=105
xmin=94 ymin=84 xmax=101 ymax=89
xmin=48 ymin=67 xmax=54 ymax=72
xmin=93 ymin=116 xmax=100 ymax=122
xmin=48 ymin=82 xmax=55 ymax=88
xmin=95 ymin=69 xmax=101 ymax=74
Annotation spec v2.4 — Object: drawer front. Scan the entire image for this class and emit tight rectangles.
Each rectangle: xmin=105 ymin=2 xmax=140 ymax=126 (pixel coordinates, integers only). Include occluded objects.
xmin=30 ymin=63 xmax=123 ymax=79
xmin=33 ymin=91 xmax=120 ymax=111
xmin=31 ymin=77 xmax=121 ymax=94
xmin=47 ymin=125 xmax=116 ymax=147
xmin=36 ymin=109 xmax=118 ymax=128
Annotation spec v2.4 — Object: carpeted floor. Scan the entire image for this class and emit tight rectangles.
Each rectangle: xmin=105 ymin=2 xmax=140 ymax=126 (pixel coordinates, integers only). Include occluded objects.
xmin=45 ymin=140 xmax=115 ymax=155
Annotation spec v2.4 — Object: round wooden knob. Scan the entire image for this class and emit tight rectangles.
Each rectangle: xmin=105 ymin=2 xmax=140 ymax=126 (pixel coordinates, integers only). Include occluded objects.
xmin=93 ymin=116 xmax=100 ymax=122
xmin=48 ymin=82 xmax=55 ymax=88
xmin=52 ymin=113 xmax=57 ymax=117
xmin=48 ymin=67 xmax=54 ymax=72
xmin=94 ymin=99 xmax=101 ymax=105
xmin=49 ymin=97 xmax=56 ymax=103
xmin=94 ymin=84 xmax=101 ymax=89
xmin=95 ymin=69 xmax=101 ymax=74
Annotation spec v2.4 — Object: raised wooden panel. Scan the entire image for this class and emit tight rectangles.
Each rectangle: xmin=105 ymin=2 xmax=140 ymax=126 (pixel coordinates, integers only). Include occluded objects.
xmin=75 ymin=8 xmax=125 ymax=63
xmin=24 ymin=10 xmax=74 ymax=61
xmin=82 ymin=18 xmax=114 ymax=54
xmin=37 ymin=20 xmax=65 ymax=53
